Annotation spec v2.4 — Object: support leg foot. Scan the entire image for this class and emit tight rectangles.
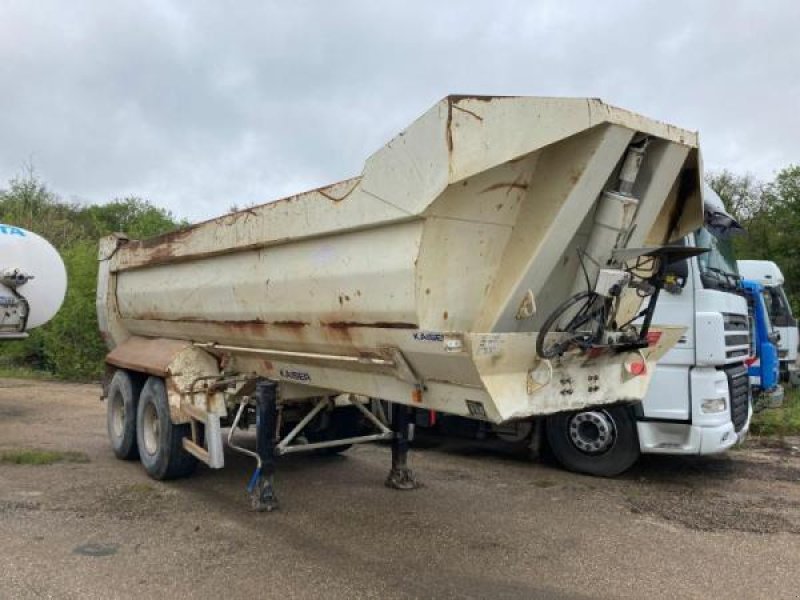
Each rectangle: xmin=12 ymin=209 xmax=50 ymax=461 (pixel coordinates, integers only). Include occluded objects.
xmin=385 ymin=466 xmax=418 ymax=490
xmin=385 ymin=402 xmax=420 ymax=490
xmin=252 ymin=380 xmax=280 ymax=511
xmin=251 ymin=474 xmax=279 ymax=512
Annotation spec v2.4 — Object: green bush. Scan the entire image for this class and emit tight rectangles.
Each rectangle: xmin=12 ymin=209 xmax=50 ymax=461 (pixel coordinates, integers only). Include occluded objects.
xmin=0 ymin=171 xmax=184 ymax=381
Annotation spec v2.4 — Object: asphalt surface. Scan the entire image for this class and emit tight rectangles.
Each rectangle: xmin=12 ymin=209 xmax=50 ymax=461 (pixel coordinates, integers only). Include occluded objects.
xmin=2 ymin=379 xmax=800 ymax=599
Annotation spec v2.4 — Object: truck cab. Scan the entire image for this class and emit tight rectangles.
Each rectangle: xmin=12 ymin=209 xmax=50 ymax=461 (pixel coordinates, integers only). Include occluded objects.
xmin=737 ymin=260 xmax=798 ymax=385
xmin=409 ymin=185 xmax=748 ymax=477
xmin=741 ymin=279 xmax=783 ymax=407
xmin=635 ymin=185 xmax=751 ymax=457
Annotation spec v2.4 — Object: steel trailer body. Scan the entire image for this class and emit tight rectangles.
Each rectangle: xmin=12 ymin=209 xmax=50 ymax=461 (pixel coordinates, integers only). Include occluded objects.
xmin=97 ymin=96 xmax=703 ymax=496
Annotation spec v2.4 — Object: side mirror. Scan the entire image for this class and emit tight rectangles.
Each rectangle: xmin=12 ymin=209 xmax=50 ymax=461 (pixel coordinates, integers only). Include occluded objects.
xmin=666 ymin=258 xmax=689 ymax=280
xmin=664 ymin=258 xmax=689 ymax=293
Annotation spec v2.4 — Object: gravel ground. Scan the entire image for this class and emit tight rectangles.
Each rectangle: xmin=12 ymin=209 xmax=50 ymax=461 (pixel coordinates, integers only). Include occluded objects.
xmin=1 ymin=379 xmax=800 ymax=599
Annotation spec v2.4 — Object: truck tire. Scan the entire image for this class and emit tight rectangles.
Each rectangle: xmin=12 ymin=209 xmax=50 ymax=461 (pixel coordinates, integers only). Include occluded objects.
xmin=545 ymin=405 xmax=639 ymax=477
xmin=107 ymin=369 xmax=143 ymax=460
xmin=136 ymin=376 xmax=197 ymax=480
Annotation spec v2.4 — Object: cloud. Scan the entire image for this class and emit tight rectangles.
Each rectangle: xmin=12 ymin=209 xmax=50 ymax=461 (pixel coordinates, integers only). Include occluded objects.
xmin=0 ymin=0 xmax=797 ymax=221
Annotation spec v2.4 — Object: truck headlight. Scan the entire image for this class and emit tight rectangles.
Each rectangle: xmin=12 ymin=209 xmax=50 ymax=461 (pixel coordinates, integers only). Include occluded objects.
xmin=701 ymin=397 xmax=727 ymax=414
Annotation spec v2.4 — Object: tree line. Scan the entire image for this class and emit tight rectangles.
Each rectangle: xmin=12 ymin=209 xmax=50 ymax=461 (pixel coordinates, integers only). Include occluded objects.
xmin=709 ymin=165 xmax=800 ymax=313
xmin=0 ymin=171 xmax=184 ymax=380
xmin=0 ymin=165 xmax=798 ymax=381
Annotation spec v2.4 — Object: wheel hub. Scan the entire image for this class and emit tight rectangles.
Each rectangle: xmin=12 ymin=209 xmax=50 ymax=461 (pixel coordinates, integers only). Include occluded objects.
xmin=110 ymin=394 xmax=125 ymax=438
xmin=568 ymin=410 xmax=615 ymax=454
xmin=142 ymin=402 xmax=160 ymax=456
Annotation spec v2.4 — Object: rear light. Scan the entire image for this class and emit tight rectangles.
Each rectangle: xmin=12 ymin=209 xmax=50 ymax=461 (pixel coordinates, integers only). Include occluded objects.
xmin=623 ymin=355 xmax=647 ymax=377
xmin=645 ymin=331 xmax=662 ymax=346
xmin=745 ymin=356 xmax=757 ymax=366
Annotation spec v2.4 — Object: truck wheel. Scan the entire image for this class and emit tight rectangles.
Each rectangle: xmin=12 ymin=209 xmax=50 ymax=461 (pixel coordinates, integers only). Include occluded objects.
xmin=545 ymin=405 xmax=639 ymax=477
xmin=107 ymin=370 xmax=143 ymax=460
xmin=136 ymin=376 xmax=197 ymax=480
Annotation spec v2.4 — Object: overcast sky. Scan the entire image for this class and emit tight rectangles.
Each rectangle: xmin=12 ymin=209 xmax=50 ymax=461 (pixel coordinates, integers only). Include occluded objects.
xmin=1 ymin=0 xmax=798 ymax=221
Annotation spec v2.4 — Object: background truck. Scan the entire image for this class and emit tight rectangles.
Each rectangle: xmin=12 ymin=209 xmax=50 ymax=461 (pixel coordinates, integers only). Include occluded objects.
xmin=741 ymin=278 xmax=783 ymax=407
xmin=414 ymin=185 xmax=753 ymax=475
xmin=738 ymin=260 xmax=798 ymax=385
xmin=96 ymin=95 xmax=704 ymax=509
xmin=0 ymin=224 xmax=66 ymax=340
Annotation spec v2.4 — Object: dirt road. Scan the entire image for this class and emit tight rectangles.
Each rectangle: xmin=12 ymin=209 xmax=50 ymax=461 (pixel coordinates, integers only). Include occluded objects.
xmin=2 ymin=379 xmax=800 ymax=599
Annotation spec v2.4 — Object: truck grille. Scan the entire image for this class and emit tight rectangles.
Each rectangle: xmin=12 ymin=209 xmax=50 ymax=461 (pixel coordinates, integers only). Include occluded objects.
xmin=723 ymin=364 xmax=750 ymax=432
xmin=723 ymin=313 xmax=749 ymax=332
xmin=723 ymin=313 xmax=751 ymax=363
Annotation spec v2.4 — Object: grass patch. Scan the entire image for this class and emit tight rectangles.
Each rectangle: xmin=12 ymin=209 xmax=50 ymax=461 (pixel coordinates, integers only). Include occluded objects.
xmin=0 ymin=448 xmax=90 ymax=465
xmin=0 ymin=366 xmax=55 ymax=381
xmin=750 ymin=388 xmax=800 ymax=437
xmin=124 ymin=482 xmax=157 ymax=494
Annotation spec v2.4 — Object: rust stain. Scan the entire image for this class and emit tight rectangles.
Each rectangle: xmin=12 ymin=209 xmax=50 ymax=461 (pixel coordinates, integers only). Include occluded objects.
xmin=447 ymin=94 xmax=515 ymax=104
xmin=271 ymin=320 xmax=309 ymax=329
xmin=134 ymin=226 xmax=194 ymax=250
xmin=106 ymin=337 xmax=192 ymax=376
xmin=443 ymin=311 xmax=449 ymax=320
xmin=451 ymin=103 xmax=484 ymax=122
xmin=446 ymin=99 xmax=454 ymax=153
xmin=481 ymin=182 xmax=529 ymax=194
xmin=317 ymin=179 xmax=360 ymax=203
xmin=323 ymin=321 xmax=417 ymax=330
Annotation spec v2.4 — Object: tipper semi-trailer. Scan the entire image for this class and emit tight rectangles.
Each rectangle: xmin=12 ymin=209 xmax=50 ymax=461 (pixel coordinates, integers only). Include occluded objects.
xmin=97 ymin=95 xmax=704 ymax=510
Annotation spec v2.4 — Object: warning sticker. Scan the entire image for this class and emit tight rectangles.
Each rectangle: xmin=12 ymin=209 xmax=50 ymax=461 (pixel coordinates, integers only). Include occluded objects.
xmin=476 ymin=335 xmax=502 ymax=356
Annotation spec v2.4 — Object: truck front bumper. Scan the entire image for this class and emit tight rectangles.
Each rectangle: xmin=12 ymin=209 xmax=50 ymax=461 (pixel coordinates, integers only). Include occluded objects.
xmin=637 ymin=419 xmax=749 ymax=456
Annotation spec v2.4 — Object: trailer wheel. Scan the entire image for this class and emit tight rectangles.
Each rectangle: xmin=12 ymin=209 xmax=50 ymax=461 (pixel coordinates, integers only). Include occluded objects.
xmin=545 ymin=405 xmax=639 ymax=477
xmin=107 ymin=370 xmax=143 ymax=460
xmin=136 ymin=376 xmax=197 ymax=480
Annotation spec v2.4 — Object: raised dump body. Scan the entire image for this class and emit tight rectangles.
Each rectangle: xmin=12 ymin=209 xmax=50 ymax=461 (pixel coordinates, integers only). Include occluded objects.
xmin=97 ymin=96 xmax=704 ymax=506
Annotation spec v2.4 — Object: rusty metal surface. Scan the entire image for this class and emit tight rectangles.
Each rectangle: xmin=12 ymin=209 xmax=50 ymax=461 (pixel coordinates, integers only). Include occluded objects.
xmin=105 ymin=337 xmax=191 ymax=376
xmin=97 ymin=95 xmax=705 ymax=422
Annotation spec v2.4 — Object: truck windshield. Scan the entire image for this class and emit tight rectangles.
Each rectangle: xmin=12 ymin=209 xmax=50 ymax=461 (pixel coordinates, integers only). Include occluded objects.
xmin=762 ymin=286 xmax=794 ymax=326
xmin=695 ymin=227 xmax=741 ymax=292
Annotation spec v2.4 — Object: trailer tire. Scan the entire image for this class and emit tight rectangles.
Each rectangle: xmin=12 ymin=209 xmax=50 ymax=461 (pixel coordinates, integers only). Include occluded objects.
xmin=136 ymin=376 xmax=197 ymax=480
xmin=107 ymin=369 xmax=143 ymax=460
xmin=545 ymin=405 xmax=639 ymax=477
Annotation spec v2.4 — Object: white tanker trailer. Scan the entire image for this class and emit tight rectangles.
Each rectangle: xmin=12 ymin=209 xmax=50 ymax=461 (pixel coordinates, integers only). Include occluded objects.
xmin=97 ymin=95 xmax=705 ymax=510
xmin=0 ymin=224 xmax=67 ymax=340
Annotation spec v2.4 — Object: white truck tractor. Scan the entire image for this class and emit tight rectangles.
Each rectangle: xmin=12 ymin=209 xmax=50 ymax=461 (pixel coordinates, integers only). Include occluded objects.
xmin=631 ymin=185 xmax=751 ymax=462
xmin=737 ymin=259 xmax=798 ymax=386
xmin=0 ymin=224 xmax=67 ymax=340
xmin=418 ymin=184 xmax=752 ymax=476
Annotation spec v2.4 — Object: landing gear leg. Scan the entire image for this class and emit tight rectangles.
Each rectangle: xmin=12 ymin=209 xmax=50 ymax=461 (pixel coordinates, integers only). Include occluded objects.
xmin=252 ymin=380 xmax=279 ymax=511
xmin=385 ymin=403 xmax=419 ymax=490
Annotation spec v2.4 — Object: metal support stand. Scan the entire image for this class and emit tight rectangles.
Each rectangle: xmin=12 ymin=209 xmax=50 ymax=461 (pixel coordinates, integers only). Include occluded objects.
xmin=252 ymin=380 xmax=279 ymax=512
xmin=385 ymin=402 xmax=419 ymax=490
